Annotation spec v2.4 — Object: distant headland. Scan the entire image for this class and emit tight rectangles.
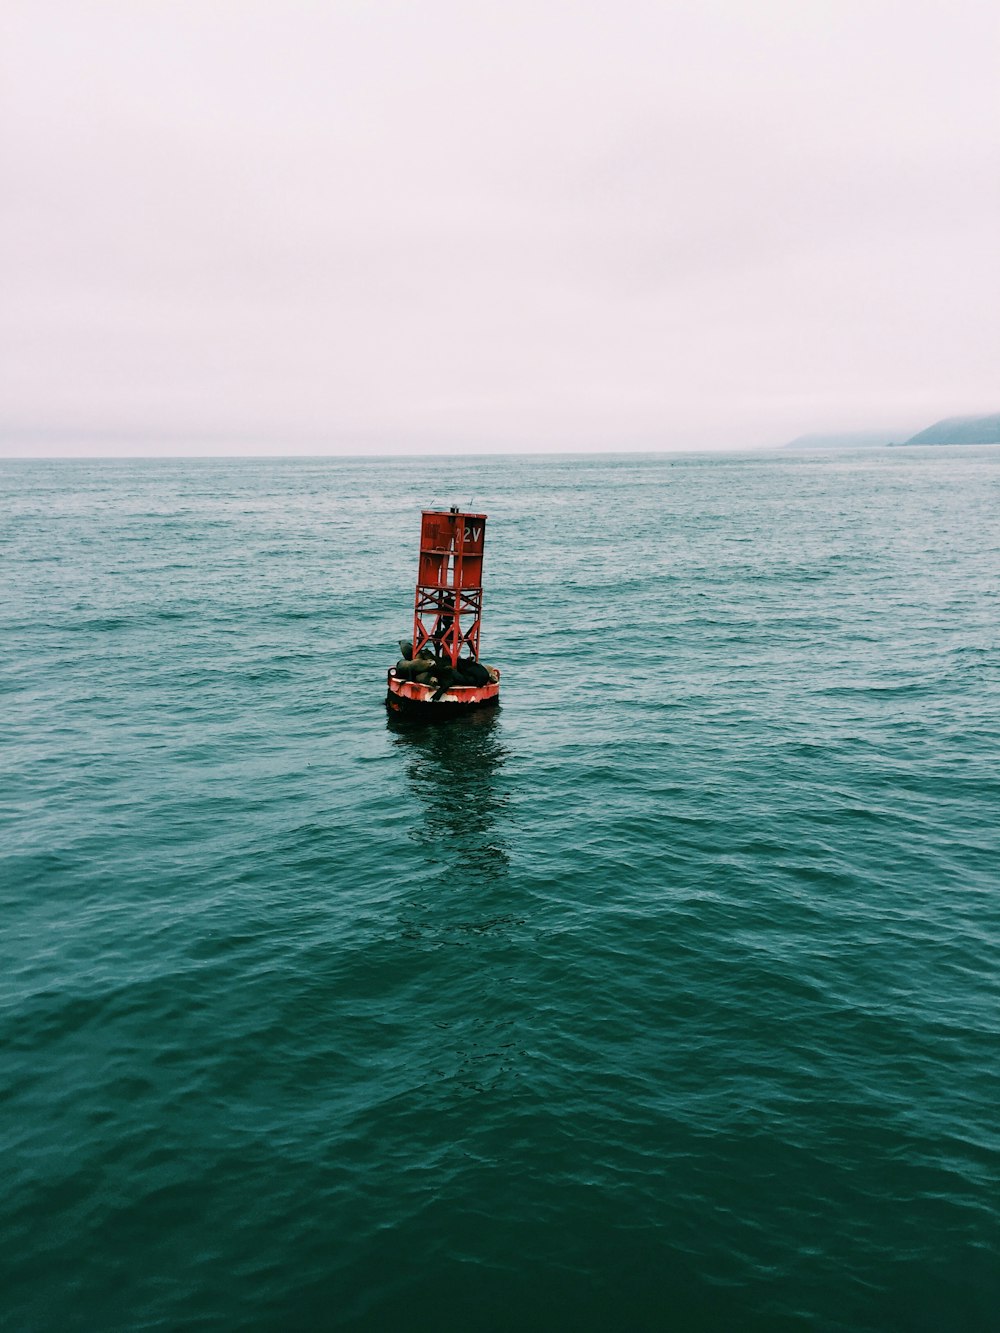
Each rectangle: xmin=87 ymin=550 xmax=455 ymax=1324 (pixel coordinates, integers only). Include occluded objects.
xmin=899 ymin=413 xmax=1000 ymax=446
xmin=781 ymin=412 xmax=1000 ymax=450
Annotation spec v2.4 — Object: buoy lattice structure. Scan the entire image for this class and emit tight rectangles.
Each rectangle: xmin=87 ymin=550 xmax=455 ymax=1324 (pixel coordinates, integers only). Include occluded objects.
xmin=386 ymin=507 xmax=501 ymax=715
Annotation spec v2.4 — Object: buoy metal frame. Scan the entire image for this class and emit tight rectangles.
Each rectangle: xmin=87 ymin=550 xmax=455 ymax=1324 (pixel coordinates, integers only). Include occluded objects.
xmin=386 ymin=506 xmax=501 ymax=715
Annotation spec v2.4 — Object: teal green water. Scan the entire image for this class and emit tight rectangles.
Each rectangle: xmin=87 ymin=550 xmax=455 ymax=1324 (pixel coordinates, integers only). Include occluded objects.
xmin=3 ymin=450 xmax=999 ymax=1331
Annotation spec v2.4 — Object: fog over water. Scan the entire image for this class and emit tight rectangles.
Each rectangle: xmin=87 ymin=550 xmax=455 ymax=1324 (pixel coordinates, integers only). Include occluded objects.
xmin=2 ymin=0 xmax=998 ymax=454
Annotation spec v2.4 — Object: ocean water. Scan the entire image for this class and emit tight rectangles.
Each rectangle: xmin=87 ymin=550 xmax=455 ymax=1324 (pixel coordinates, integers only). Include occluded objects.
xmin=2 ymin=448 xmax=999 ymax=1332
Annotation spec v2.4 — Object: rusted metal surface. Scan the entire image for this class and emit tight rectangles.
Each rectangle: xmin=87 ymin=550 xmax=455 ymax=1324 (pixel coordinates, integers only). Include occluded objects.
xmin=387 ymin=506 xmax=500 ymax=715
xmin=412 ymin=509 xmax=488 ymax=667
xmin=385 ymin=668 xmax=500 ymax=714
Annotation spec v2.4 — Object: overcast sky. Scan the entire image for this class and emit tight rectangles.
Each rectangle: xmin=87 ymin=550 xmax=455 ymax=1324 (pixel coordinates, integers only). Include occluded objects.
xmin=2 ymin=0 xmax=998 ymax=454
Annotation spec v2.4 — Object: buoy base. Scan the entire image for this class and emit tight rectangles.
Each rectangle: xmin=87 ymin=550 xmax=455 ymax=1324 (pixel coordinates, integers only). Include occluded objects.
xmin=385 ymin=668 xmax=500 ymax=716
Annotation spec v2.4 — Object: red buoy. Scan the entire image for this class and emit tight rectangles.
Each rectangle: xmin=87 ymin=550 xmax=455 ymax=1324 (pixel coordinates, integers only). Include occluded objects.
xmin=386 ymin=507 xmax=501 ymax=715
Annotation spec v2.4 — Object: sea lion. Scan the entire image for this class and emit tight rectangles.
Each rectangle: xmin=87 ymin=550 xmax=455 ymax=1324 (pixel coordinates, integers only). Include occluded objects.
xmin=395 ymin=656 xmax=435 ymax=680
xmin=458 ymin=660 xmax=491 ymax=686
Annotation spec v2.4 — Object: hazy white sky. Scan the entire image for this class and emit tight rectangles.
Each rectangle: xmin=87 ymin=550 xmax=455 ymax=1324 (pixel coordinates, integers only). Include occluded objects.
xmin=2 ymin=0 xmax=998 ymax=454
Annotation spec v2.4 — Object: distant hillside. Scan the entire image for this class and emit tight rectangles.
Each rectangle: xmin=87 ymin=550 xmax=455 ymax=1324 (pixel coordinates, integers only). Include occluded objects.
xmin=902 ymin=413 xmax=1000 ymax=445
xmin=781 ymin=430 xmax=898 ymax=450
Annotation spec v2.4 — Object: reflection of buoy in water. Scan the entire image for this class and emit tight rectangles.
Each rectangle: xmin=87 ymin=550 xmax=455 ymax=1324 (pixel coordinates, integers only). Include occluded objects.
xmin=386 ymin=506 xmax=501 ymax=716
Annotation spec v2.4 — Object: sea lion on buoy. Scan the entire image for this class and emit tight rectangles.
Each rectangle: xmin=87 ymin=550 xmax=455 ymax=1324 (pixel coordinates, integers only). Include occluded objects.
xmin=457 ymin=660 xmax=490 ymax=686
xmin=395 ymin=655 xmax=435 ymax=680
